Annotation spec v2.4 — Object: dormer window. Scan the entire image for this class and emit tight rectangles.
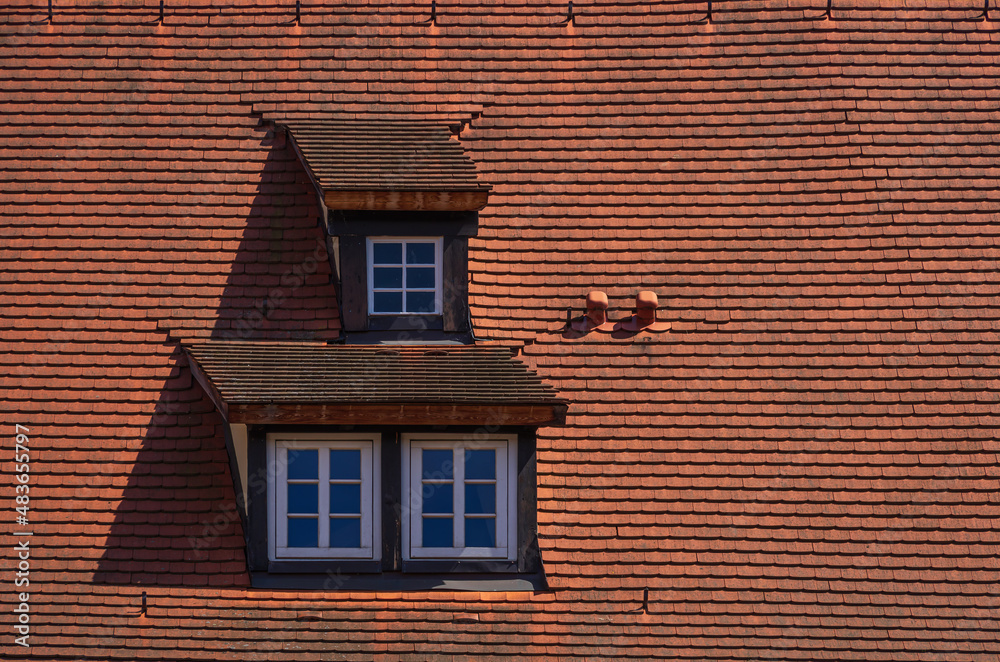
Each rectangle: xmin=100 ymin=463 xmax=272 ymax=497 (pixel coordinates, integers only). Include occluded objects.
xmin=368 ymin=237 xmax=442 ymax=315
xmin=184 ymin=342 xmax=568 ymax=589
xmin=278 ymin=119 xmax=491 ymax=340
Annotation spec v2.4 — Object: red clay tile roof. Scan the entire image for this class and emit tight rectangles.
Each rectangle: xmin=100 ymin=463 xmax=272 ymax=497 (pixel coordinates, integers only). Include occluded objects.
xmin=5 ymin=1 xmax=1000 ymax=660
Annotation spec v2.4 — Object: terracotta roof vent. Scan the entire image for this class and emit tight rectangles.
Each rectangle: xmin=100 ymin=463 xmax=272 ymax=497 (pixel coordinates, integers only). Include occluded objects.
xmin=615 ymin=291 xmax=670 ymax=333
xmin=570 ymin=290 xmax=614 ymax=333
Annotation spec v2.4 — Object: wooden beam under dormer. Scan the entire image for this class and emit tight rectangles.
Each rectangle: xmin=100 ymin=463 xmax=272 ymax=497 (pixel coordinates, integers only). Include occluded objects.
xmin=225 ymin=402 xmax=568 ymax=427
xmin=324 ymin=189 xmax=490 ymax=212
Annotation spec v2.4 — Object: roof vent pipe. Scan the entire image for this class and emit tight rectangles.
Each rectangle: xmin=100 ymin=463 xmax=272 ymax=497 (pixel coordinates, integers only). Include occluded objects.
xmin=571 ymin=291 xmax=613 ymax=333
xmin=615 ymin=291 xmax=670 ymax=333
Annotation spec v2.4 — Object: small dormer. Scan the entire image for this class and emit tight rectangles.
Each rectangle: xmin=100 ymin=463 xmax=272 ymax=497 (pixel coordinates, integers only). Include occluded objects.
xmin=281 ymin=120 xmax=491 ymax=341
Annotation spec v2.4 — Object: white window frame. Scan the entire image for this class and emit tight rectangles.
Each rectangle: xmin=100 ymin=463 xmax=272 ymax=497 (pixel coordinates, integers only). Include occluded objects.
xmin=366 ymin=237 xmax=443 ymax=316
xmin=402 ymin=433 xmax=517 ymax=561
xmin=267 ymin=432 xmax=381 ymax=561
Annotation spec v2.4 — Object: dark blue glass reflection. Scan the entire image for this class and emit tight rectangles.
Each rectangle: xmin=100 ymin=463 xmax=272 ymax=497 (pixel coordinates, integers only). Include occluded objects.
xmin=465 ymin=450 xmax=495 ymax=480
xmin=286 ymin=449 xmax=317 ymax=480
xmin=373 ymin=291 xmax=403 ymax=313
xmin=422 ymin=483 xmax=453 ymax=514
xmin=406 ymin=242 xmax=435 ymax=264
xmin=330 ymin=517 xmax=362 ymax=548
xmin=423 ymin=517 xmax=452 ymax=547
xmin=287 ymin=517 xmax=318 ymax=547
xmin=373 ymin=266 xmax=402 ymax=289
xmin=373 ymin=242 xmax=402 ymax=264
xmin=329 ymin=449 xmax=361 ymax=481
xmin=406 ymin=291 xmax=435 ymax=313
xmin=422 ymin=449 xmax=453 ymax=480
xmin=406 ymin=266 xmax=435 ymax=289
xmin=287 ymin=483 xmax=318 ymax=514
xmin=465 ymin=483 xmax=495 ymax=515
xmin=465 ymin=517 xmax=496 ymax=548
xmin=329 ymin=483 xmax=361 ymax=515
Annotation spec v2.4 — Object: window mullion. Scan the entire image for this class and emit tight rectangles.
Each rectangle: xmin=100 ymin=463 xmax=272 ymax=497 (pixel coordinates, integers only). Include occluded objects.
xmin=500 ymin=440 xmax=511 ymax=554
xmin=276 ymin=446 xmax=288 ymax=549
xmin=400 ymin=240 xmax=409 ymax=313
xmin=411 ymin=443 xmax=422 ymax=551
xmin=454 ymin=446 xmax=465 ymax=549
xmin=318 ymin=445 xmax=330 ymax=550
xmin=361 ymin=442 xmax=373 ymax=551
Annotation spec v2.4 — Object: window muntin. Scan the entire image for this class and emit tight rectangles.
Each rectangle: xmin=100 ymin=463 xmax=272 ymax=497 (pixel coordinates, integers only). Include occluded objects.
xmin=402 ymin=434 xmax=516 ymax=560
xmin=267 ymin=434 xmax=381 ymax=561
xmin=367 ymin=237 xmax=442 ymax=315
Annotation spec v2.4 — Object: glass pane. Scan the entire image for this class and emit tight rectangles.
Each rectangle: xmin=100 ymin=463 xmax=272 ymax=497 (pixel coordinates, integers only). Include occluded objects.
xmin=286 ymin=449 xmax=317 ymax=480
xmin=465 ymin=517 xmax=496 ymax=548
xmin=406 ymin=266 xmax=435 ymax=289
xmin=373 ymin=291 xmax=403 ymax=313
xmin=373 ymin=242 xmax=402 ymax=264
xmin=422 ymin=483 xmax=453 ymax=514
xmin=287 ymin=483 xmax=318 ymax=514
xmin=287 ymin=517 xmax=318 ymax=548
xmin=373 ymin=266 xmax=403 ymax=289
xmin=423 ymin=517 xmax=452 ymax=548
xmin=329 ymin=449 xmax=361 ymax=481
xmin=465 ymin=450 xmax=495 ymax=480
xmin=406 ymin=291 xmax=436 ymax=313
xmin=406 ymin=242 xmax=435 ymax=264
xmin=465 ymin=483 xmax=496 ymax=515
xmin=330 ymin=517 xmax=362 ymax=548
xmin=422 ymin=449 xmax=453 ymax=480
xmin=329 ymin=483 xmax=361 ymax=515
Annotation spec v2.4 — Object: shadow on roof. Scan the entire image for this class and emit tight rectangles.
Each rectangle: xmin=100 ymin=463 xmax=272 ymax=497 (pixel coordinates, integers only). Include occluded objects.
xmin=94 ymin=128 xmax=341 ymax=586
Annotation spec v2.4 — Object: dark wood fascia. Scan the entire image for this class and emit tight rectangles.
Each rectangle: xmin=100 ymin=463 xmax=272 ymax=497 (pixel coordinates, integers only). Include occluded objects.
xmin=517 ymin=431 xmax=540 ymax=574
xmin=226 ymin=403 xmax=566 ymax=426
xmin=400 ymin=560 xmax=517 ymax=573
xmin=338 ymin=235 xmax=367 ymax=332
xmin=381 ymin=433 xmax=402 ymax=573
xmin=328 ymin=211 xmax=479 ymax=237
xmin=250 ymin=571 xmax=545 ymax=592
xmin=246 ymin=426 xmax=269 ymax=573
xmin=365 ymin=314 xmax=443 ymax=332
xmin=442 ymin=235 xmax=469 ymax=333
xmin=324 ymin=189 xmax=489 ymax=212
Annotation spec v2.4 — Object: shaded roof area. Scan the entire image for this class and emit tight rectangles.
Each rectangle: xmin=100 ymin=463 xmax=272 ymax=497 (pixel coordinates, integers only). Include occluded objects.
xmin=3 ymin=0 xmax=1000 ymax=660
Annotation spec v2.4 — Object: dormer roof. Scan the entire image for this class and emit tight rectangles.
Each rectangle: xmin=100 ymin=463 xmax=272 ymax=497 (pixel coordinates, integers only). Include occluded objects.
xmin=283 ymin=120 xmax=491 ymax=211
